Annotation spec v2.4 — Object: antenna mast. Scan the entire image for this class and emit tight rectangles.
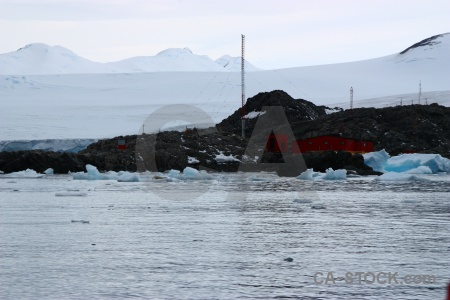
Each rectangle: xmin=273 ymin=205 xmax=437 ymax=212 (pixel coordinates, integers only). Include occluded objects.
xmin=350 ymin=87 xmax=353 ymax=110
xmin=418 ymin=80 xmax=422 ymax=105
xmin=241 ymin=34 xmax=245 ymax=138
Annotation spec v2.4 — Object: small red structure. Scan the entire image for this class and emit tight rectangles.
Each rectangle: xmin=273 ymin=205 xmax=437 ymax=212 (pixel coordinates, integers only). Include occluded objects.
xmin=447 ymin=282 xmax=450 ymax=300
xmin=293 ymin=135 xmax=374 ymax=154
xmin=117 ymin=139 xmax=126 ymax=150
xmin=266 ymin=133 xmax=289 ymax=153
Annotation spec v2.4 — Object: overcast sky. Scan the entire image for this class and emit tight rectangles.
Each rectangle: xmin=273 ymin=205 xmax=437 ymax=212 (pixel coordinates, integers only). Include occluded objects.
xmin=1 ymin=0 xmax=449 ymax=69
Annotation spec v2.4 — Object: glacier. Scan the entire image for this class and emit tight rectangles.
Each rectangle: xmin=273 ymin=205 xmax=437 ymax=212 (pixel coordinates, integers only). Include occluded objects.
xmin=1 ymin=34 xmax=449 ymax=141
xmin=363 ymin=150 xmax=450 ymax=174
xmin=0 ymin=139 xmax=97 ymax=153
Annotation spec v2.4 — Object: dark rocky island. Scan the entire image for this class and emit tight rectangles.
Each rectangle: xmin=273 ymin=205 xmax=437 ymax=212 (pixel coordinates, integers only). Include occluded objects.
xmin=1 ymin=90 xmax=449 ymax=176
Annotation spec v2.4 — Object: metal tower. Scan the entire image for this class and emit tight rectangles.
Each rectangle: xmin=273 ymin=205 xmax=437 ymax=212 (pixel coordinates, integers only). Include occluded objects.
xmin=418 ymin=80 xmax=422 ymax=105
xmin=241 ymin=34 xmax=246 ymax=138
xmin=350 ymin=87 xmax=353 ymax=110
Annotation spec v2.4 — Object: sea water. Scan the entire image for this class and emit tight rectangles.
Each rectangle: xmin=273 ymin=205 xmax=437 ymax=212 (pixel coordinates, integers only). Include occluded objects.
xmin=0 ymin=173 xmax=449 ymax=299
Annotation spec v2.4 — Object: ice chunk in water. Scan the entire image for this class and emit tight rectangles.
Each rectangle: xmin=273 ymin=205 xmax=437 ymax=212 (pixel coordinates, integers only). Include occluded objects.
xmin=296 ymin=169 xmax=316 ymax=180
xmin=297 ymin=168 xmax=346 ymax=180
xmin=2 ymin=169 xmax=44 ymax=178
xmin=73 ymin=164 xmax=140 ymax=181
xmin=55 ymin=192 xmax=88 ymax=197
xmin=364 ymin=150 xmax=450 ymax=174
xmin=374 ymin=172 xmax=430 ymax=182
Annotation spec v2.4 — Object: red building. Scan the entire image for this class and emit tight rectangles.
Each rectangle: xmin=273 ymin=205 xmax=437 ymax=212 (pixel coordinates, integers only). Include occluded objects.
xmin=265 ymin=134 xmax=374 ymax=154
xmin=293 ymin=135 xmax=374 ymax=154
xmin=117 ymin=139 xmax=126 ymax=150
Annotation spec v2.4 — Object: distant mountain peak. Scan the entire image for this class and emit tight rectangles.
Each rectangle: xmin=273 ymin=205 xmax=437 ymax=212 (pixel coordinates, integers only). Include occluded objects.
xmin=156 ymin=47 xmax=194 ymax=57
xmin=399 ymin=33 xmax=449 ymax=55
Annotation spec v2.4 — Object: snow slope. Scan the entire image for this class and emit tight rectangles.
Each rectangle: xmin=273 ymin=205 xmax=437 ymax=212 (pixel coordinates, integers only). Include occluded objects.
xmin=215 ymin=55 xmax=261 ymax=72
xmin=0 ymin=44 xmax=260 ymax=75
xmin=0 ymin=33 xmax=449 ymax=140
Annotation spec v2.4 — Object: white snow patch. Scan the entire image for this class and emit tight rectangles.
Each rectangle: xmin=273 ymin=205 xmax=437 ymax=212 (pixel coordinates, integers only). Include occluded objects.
xmin=244 ymin=111 xmax=266 ymax=119
xmin=214 ymin=152 xmax=240 ymax=163
xmin=325 ymin=108 xmax=341 ymax=114
xmin=188 ymin=156 xmax=200 ymax=164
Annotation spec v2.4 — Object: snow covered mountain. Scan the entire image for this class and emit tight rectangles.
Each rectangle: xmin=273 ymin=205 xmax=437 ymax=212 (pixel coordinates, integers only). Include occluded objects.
xmin=0 ymin=33 xmax=449 ymax=141
xmin=0 ymin=44 xmax=261 ymax=75
xmin=0 ymin=43 xmax=107 ymax=75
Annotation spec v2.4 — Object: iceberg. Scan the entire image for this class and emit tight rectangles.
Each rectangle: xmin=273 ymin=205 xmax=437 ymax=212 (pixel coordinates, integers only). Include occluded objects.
xmin=319 ymin=168 xmax=347 ymax=180
xmin=404 ymin=166 xmax=433 ymax=174
xmin=73 ymin=164 xmax=140 ymax=182
xmin=296 ymin=169 xmax=317 ymax=180
xmin=44 ymin=168 xmax=54 ymax=175
xmin=1 ymin=169 xmax=44 ymax=178
xmin=166 ymin=167 xmax=213 ymax=180
xmin=363 ymin=150 xmax=450 ymax=174
xmin=297 ymin=168 xmax=346 ymax=180
xmin=363 ymin=149 xmax=390 ymax=172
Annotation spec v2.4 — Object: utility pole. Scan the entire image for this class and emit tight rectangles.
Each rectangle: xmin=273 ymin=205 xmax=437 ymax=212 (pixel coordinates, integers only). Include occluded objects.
xmin=350 ymin=87 xmax=353 ymax=110
xmin=241 ymin=34 xmax=246 ymax=138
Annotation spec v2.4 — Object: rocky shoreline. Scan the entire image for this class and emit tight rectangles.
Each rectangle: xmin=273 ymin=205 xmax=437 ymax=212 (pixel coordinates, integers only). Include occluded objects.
xmin=1 ymin=90 xmax=449 ymax=176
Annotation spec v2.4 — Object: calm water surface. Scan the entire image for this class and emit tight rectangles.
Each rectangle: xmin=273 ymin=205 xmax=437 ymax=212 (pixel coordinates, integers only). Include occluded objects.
xmin=0 ymin=173 xmax=449 ymax=299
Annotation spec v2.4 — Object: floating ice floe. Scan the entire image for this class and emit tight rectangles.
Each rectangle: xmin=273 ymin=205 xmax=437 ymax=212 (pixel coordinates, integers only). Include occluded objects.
xmin=297 ymin=168 xmax=347 ymax=180
xmin=1 ymin=169 xmax=44 ymax=178
xmin=44 ymin=168 xmax=54 ymax=175
xmin=55 ymin=192 xmax=88 ymax=197
xmin=402 ymin=199 xmax=421 ymax=204
xmin=374 ymin=172 xmax=430 ymax=182
xmin=293 ymin=199 xmax=313 ymax=204
xmin=73 ymin=164 xmax=140 ymax=182
xmin=311 ymin=204 xmax=326 ymax=209
xmin=166 ymin=167 xmax=213 ymax=181
xmin=363 ymin=150 xmax=450 ymax=174
xmin=71 ymin=219 xmax=89 ymax=224
xmin=248 ymin=175 xmax=273 ymax=182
